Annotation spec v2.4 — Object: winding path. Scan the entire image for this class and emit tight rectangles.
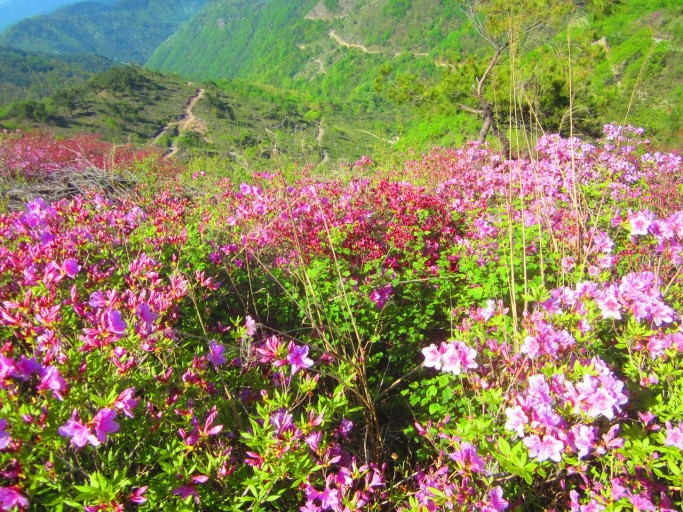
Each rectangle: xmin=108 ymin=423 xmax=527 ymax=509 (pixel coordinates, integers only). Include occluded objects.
xmin=152 ymin=88 xmax=206 ymax=159
xmin=328 ymin=29 xmax=381 ymax=54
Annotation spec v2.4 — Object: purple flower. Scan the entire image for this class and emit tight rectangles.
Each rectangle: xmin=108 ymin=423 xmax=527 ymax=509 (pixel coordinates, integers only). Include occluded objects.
xmin=208 ymin=340 xmax=227 ymax=368
xmin=0 ymin=355 xmax=15 ymax=381
xmin=369 ymin=284 xmax=392 ymax=309
xmin=62 ymin=258 xmax=81 ymax=278
xmin=300 ymin=500 xmax=321 ymax=512
xmin=129 ymin=486 xmax=148 ymax=504
xmin=37 ymin=366 xmax=67 ymax=401
xmin=104 ymin=309 xmax=127 ymax=336
xmin=489 ymin=486 xmax=508 ymax=511
xmin=89 ymin=291 xmax=108 ymax=309
xmin=0 ymin=486 xmax=29 ymax=511
xmin=59 ymin=410 xmax=98 ymax=448
xmin=93 ymin=408 xmax=119 ymax=443
xmin=337 ymin=418 xmax=353 ymax=441
xmin=181 ymin=407 xmax=223 ymax=446
xmin=0 ymin=420 xmax=11 ymax=450
xmin=270 ymin=409 xmax=297 ymax=438
xmin=449 ymin=442 xmax=485 ymax=472
xmin=136 ymin=303 xmax=158 ymax=325
xmin=318 ymin=475 xmax=341 ymax=510
xmin=114 ymin=387 xmax=138 ymax=418
xmin=287 ymin=343 xmax=314 ymax=375
xmin=11 ymin=356 xmax=43 ymax=381
xmin=628 ymin=493 xmax=656 ymax=511
xmin=305 ymin=431 xmax=322 ymax=452
xmin=173 ymin=485 xmax=200 ymax=504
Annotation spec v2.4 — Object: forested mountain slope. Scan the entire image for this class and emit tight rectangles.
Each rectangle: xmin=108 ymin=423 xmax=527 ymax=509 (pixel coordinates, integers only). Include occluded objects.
xmin=0 ymin=46 xmax=112 ymax=105
xmin=0 ymin=0 xmax=208 ymax=63
xmin=147 ymin=0 xmax=682 ymax=148
xmin=0 ymin=0 xmax=116 ymax=31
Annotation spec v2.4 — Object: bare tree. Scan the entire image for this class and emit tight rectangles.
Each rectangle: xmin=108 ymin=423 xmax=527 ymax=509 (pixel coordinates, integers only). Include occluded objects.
xmin=458 ymin=0 xmax=574 ymax=155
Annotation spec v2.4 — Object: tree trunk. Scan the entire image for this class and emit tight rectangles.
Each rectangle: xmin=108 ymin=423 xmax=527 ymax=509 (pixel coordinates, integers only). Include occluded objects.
xmin=472 ymin=43 xmax=511 ymax=156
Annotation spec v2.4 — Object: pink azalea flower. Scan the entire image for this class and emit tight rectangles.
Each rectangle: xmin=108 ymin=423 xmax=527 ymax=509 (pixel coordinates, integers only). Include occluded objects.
xmin=0 ymin=420 xmax=11 ymax=450
xmin=37 ymin=365 xmax=68 ymax=401
xmin=0 ymin=486 xmax=29 ymax=511
xmin=595 ymin=291 xmax=621 ymax=320
xmin=435 ymin=341 xmax=478 ymax=375
xmin=103 ymin=309 xmax=127 ymax=336
xmin=114 ymin=387 xmax=138 ymax=418
xmin=523 ymin=434 xmax=564 ymax=462
xmin=520 ymin=336 xmax=541 ymax=358
xmin=208 ymin=340 xmax=227 ymax=368
xmin=489 ymin=486 xmax=508 ymax=511
xmin=628 ymin=210 xmax=654 ymax=236
xmin=477 ymin=299 xmax=497 ymax=321
xmin=448 ymin=442 xmax=485 ymax=472
xmin=504 ymin=406 xmax=528 ymax=438
xmin=93 ymin=409 xmax=119 ymax=444
xmin=571 ymin=424 xmax=595 ymax=459
xmin=129 ymin=486 xmax=148 ymax=504
xmin=664 ymin=421 xmax=683 ymax=449
xmin=287 ymin=343 xmax=314 ymax=375
xmin=245 ymin=315 xmax=257 ymax=336
xmin=0 ymin=355 xmax=15 ymax=382
xmin=59 ymin=410 xmax=99 ymax=448
xmin=62 ymin=258 xmax=81 ymax=278
xmin=421 ymin=344 xmax=442 ymax=370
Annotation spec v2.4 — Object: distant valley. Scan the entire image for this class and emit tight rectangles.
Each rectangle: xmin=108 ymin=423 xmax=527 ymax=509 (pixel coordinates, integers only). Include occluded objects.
xmin=0 ymin=0 xmax=680 ymax=165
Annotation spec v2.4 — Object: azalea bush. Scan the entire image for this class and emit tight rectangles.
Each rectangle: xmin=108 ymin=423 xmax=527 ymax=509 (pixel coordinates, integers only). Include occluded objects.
xmin=0 ymin=125 xmax=681 ymax=511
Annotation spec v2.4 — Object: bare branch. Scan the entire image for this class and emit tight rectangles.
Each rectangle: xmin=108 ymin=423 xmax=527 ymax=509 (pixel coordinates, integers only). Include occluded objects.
xmin=458 ymin=104 xmax=485 ymax=115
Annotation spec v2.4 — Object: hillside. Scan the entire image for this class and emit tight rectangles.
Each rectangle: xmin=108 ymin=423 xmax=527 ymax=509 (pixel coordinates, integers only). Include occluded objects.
xmin=147 ymin=0 xmax=468 ymax=99
xmin=0 ymin=46 xmax=112 ymax=106
xmin=0 ymin=66 xmax=396 ymax=164
xmin=147 ymin=0 xmax=683 ymax=148
xmin=0 ymin=0 xmax=208 ymax=63
xmin=0 ymin=0 xmax=116 ymax=31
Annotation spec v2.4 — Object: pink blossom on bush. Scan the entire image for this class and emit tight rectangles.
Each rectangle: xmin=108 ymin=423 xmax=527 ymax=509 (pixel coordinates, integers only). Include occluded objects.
xmin=664 ymin=421 xmax=683 ymax=450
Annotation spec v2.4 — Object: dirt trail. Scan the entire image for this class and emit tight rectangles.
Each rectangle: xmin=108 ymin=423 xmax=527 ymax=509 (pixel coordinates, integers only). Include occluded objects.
xmin=315 ymin=121 xmax=329 ymax=164
xmin=355 ymin=129 xmax=399 ymax=145
xmin=328 ymin=29 xmax=433 ymax=60
xmin=152 ymin=88 xmax=206 ymax=159
xmin=314 ymin=58 xmax=327 ymax=74
xmin=328 ymin=29 xmax=381 ymax=54
xmin=316 ymin=121 xmax=325 ymax=144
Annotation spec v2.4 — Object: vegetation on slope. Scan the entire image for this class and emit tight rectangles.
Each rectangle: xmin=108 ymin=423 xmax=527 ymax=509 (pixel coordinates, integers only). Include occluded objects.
xmin=0 ymin=46 xmax=112 ymax=106
xmin=0 ymin=66 xmax=400 ymax=165
xmin=0 ymin=0 xmax=208 ymax=63
xmin=0 ymin=126 xmax=682 ymax=510
xmin=147 ymin=0 xmax=683 ymax=149
xmin=0 ymin=0 xmax=116 ymax=31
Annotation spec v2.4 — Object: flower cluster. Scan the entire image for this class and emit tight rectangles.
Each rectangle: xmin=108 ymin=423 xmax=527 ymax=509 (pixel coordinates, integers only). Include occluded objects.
xmin=0 ymin=125 xmax=681 ymax=510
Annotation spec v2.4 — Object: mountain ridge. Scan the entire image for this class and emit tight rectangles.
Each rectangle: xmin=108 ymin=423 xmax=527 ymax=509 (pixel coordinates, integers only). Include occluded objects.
xmin=0 ymin=0 xmax=208 ymax=63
